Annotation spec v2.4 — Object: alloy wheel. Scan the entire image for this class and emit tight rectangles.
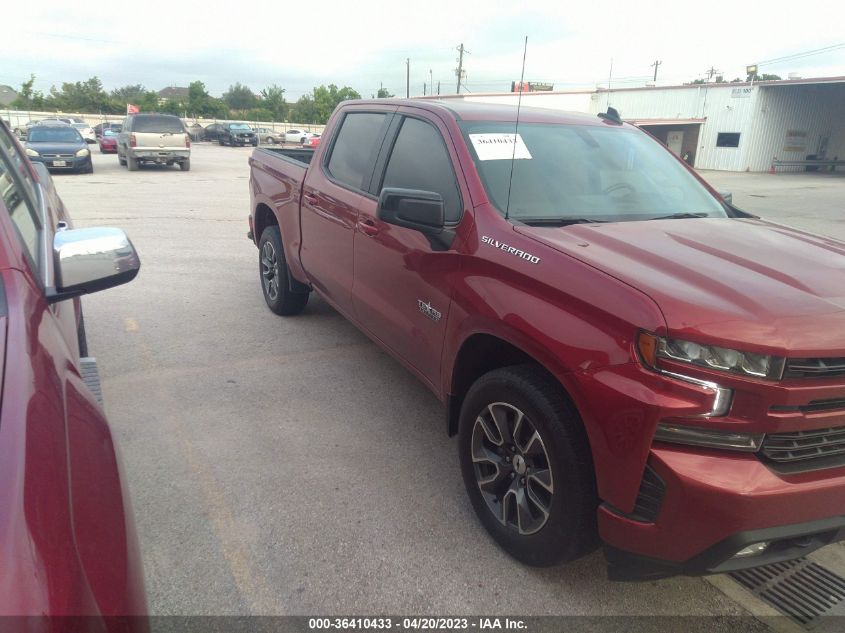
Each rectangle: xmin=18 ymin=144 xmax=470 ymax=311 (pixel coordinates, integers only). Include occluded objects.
xmin=261 ymin=240 xmax=280 ymax=301
xmin=471 ymin=402 xmax=554 ymax=535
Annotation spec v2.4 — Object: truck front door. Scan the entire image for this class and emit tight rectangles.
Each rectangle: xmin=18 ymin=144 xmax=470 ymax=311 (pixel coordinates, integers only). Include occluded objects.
xmin=352 ymin=113 xmax=465 ymax=389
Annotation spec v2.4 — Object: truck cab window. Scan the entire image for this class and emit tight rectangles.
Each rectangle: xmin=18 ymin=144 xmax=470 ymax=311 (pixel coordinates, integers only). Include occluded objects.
xmin=326 ymin=113 xmax=386 ymax=191
xmin=381 ymin=117 xmax=462 ymax=223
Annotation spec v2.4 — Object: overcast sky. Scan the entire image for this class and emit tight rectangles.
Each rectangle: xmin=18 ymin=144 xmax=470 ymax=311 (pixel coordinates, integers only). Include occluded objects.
xmin=4 ymin=0 xmax=844 ymax=100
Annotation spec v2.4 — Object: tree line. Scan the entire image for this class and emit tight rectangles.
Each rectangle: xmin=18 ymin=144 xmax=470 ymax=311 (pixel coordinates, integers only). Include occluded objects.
xmin=9 ymin=75 xmax=372 ymax=124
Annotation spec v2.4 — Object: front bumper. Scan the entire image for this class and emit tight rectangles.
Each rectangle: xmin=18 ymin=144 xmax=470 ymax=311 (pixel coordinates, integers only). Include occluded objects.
xmin=600 ymin=445 xmax=845 ymax=579
xmin=573 ymin=361 xmax=845 ymax=578
xmin=30 ymin=155 xmax=92 ymax=171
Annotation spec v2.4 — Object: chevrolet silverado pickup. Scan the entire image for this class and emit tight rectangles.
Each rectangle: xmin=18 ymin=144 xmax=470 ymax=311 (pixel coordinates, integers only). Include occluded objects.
xmin=0 ymin=121 xmax=147 ymax=619
xmin=248 ymin=99 xmax=845 ymax=580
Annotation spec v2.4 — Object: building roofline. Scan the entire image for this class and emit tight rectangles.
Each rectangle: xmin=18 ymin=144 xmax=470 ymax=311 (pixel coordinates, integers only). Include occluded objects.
xmin=415 ymin=75 xmax=845 ymax=100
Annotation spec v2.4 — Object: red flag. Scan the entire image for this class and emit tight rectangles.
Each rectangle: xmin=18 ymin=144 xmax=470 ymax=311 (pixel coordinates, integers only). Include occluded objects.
xmin=127 ymin=103 xmax=140 ymax=114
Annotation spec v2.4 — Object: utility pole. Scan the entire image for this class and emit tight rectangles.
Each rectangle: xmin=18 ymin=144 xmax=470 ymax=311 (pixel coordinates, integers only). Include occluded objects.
xmin=437 ymin=80 xmax=441 ymax=95
xmin=706 ymin=66 xmax=721 ymax=82
xmin=429 ymin=69 xmax=433 ymax=95
xmin=405 ymin=58 xmax=410 ymax=98
xmin=423 ymin=83 xmax=427 ymax=96
xmin=456 ymin=43 xmax=469 ymax=93
xmin=651 ymin=60 xmax=662 ymax=82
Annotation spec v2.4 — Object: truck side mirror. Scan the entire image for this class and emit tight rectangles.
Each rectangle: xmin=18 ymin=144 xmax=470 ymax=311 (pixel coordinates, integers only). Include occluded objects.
xmin=46 ymin=227 xmax=141 ymax=303
xmin=377 ymin=188 xmax=445 ymax=232
xmin=377 ymin=188 xmax=455 ymax=251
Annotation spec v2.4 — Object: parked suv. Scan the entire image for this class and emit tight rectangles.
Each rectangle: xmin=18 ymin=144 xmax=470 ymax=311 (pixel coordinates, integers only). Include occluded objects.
xmin=220 ymin=122 xmax=258 ymax=147
xmin=117 ymin=113 xmax=191 ymax=171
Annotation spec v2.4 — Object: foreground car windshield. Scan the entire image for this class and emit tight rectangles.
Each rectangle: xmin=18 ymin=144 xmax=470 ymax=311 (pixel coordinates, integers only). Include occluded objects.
xmin=229 ymin=123 xmax=251 ymax=130
xmin=28 ymin=127 xmax=83 ymax=143
xmin=460 ymin=122 xmax=726 ymax=223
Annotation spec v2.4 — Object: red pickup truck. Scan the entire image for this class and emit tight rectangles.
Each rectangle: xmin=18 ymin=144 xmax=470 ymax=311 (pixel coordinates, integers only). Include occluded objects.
xmin=248 ymin=99 xmax=845 ymax=580
xmin=0 ymin=121 xmax=147 ymax=620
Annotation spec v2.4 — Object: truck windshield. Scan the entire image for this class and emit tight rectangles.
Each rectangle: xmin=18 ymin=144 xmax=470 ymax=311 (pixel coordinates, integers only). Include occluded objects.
xmin=459 ymin=122 xmax=726 ymax=223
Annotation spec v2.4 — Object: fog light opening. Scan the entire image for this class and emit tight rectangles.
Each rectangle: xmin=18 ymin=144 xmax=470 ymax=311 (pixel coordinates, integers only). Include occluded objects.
xmin=734 ymin=541 xmax=770 ymax=558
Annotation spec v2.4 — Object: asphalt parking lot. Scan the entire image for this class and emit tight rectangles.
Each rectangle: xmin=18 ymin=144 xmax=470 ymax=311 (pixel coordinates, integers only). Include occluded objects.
xmin=49 ymin=145 xmax=844 ymax=627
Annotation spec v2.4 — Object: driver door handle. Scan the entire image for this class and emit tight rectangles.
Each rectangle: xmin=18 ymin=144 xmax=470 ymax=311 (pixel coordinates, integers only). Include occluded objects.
xmin=303 ymin=194 xmax=318 ymax=205
xmin=358 ymin=219 xmax=379 ymax=236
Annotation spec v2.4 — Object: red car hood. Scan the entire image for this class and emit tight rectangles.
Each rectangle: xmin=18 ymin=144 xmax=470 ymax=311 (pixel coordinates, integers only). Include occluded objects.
xmin=517 ymin=218 xmax=845 ymax=356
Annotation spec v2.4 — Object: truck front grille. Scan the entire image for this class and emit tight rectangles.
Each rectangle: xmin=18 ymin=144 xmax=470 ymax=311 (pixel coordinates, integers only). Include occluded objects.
xmin=761 ymin=426 xmax=845 ymax=469
xmin=784 ymin=357 xmax=845 ymax=378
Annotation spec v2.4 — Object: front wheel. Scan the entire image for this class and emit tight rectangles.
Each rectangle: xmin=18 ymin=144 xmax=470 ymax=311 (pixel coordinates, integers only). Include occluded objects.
xmin=258 ymin=225 xmax=309 ymax=316
xmin=458 ymin=365 xmax=598 ymax=567
xmin=180 ymin=158 xmax=191 ymax=171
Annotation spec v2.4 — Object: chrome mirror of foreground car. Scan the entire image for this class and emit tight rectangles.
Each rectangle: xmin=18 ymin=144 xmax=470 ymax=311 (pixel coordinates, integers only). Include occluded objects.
xmin=46 ymin=227 xmax=141 ymax=303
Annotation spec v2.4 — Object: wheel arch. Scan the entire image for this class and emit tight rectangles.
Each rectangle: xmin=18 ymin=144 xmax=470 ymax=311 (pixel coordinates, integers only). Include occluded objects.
xmin=253 ymin=202 xmax=278 ymax=247
xmin=446 ymin=332 xmax=579 ymax=437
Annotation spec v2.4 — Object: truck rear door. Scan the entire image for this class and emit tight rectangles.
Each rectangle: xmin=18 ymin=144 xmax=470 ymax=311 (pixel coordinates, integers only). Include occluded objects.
xmin=351 ymin=111 xmax=466 ymax=388
xmin=299 ymin=109 xmax=393 ymax=314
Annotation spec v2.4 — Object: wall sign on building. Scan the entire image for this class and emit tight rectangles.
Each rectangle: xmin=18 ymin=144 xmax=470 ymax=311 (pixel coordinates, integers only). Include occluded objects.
xmin=784 ymin=130 xmax=808 ymax=153
xmin=731 ymin=87 xmax=752 ymax=98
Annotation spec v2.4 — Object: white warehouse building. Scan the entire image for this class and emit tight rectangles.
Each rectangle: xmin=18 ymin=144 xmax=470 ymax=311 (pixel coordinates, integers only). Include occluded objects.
xmin=427 ymin=76 xmax=845 ymax=172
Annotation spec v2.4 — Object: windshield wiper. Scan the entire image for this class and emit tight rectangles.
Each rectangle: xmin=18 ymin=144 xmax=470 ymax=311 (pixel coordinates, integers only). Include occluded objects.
xmin=517 ymin=217 xmax=608 ymax=227
xmin=648 ymin=212 xmax=711 ymax=220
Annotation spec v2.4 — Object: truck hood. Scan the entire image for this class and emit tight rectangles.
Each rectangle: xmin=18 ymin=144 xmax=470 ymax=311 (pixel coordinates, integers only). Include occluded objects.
xmin=516 ymin=218 xmax=845 ymax=355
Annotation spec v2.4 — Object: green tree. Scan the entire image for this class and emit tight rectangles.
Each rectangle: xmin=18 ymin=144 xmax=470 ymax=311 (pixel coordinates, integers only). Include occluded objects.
xmin=292 ymin=84 xmax=361 ymax=124
xmin=11 ymin=74 xmax=46 ymax=110
xmin=47 ymin=77 xmax=111 ymax=112
xmin=377 ymin=87 xmax=394 ymax=98
xmin=223 ymin=83 xmax=256 ymax=111
xmin=260 ymin=84 xmax=287 ymax=120
xmin=289 ymin=94 xmax=317 ymax=123
xmin=109 ymin=84 xmax=158 ymax=113
xmin=246 ymin=107 xmax=274 ymax=122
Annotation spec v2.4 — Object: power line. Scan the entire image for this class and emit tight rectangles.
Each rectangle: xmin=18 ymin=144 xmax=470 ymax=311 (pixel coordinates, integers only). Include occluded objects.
xmin=757 ymin=43 xmax=845 ymax=66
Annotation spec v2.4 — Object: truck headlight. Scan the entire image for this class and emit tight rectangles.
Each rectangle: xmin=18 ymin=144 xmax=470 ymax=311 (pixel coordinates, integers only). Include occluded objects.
xmin=76 ymin=148 xmax=90 ymax=157
xmin=638 ymin=332 xmax=784 ymax=380
xmin=25 ymin=148 xmax=39 ymax=157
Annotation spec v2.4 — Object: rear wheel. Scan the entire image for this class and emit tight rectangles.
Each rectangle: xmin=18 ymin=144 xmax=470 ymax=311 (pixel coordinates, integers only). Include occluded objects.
xmin=218 ymin=139 xmax=224 ymax=146
xmin=458 ymin=365 xmax=598 ymax=567
xmin=258 ymin=225 xmax=309 ymax=316
xmin=180 ymin=158 xmax=191 ymax=171
xmin=127 ymin=155 xmax=138 ymax=171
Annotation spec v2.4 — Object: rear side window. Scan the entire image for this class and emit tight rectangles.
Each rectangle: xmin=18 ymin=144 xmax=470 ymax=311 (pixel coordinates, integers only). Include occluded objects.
xmin=326 ymin=113 xmax=386 ymax=191
xmin=132 ymin=115 xmax=185 ymax=133
xmin=381 ymin=117 xmax=462 ymax=223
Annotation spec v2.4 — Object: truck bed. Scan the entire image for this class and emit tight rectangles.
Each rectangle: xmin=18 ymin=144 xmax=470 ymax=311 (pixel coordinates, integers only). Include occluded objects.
xmin=256 ymin=146 xmax=315 ymax=165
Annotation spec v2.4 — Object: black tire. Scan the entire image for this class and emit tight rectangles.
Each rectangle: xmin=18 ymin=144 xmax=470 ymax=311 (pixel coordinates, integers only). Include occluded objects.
xmin=80 ymin=160 xmax=94 ymax=174
xmin=118 ymin=150 xmax=126 ymax=166
xmin=458 ymin=365 xmax=598 ymax=567
xmin=252 ymin=141 xmax=258 ymax=147
xmin=180 ymin=158 xmax=191 ymax=171
xmin=218 ymin=139 xmax=225 ymax=146
xmin=127 ymin=155 xmax=139 ymax=171
xmin=77 ymin=312 xmax=88 ymax=357
xmin=258 ymin=225 xmax=309 ymax=316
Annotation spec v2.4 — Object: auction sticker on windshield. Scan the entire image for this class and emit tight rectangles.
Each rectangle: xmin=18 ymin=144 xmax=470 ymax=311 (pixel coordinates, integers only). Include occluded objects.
xmin=469 ymin=133 xmax=532 ymax=161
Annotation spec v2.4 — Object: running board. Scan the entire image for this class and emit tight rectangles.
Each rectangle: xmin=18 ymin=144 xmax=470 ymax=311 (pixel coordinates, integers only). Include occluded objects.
xmin=79 ymin=357 xmax=103 ymax=404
